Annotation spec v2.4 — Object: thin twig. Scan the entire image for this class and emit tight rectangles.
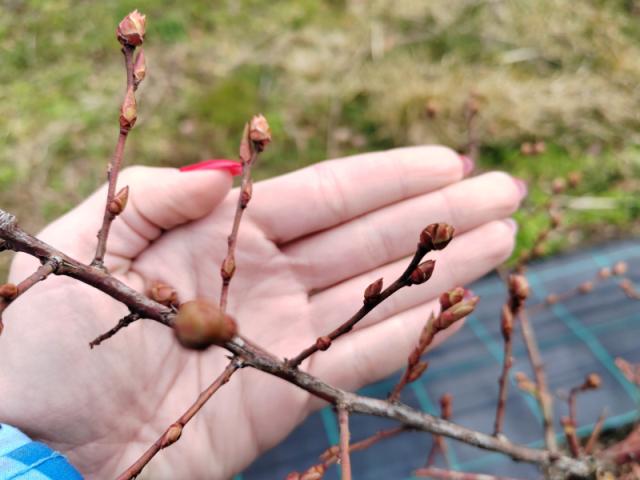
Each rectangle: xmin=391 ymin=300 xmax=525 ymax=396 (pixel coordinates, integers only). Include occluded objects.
xmin=89 ymin=313 xmax=139 ymax=348
xmin=584 ymin=410 xmax=607 ymax=455
xmin=426 ymin=393 xmax=453 ymax=467
xmin=337 ymin=405 xmax=352 ymax=480
xmin=116 ymin=360 xmax=240 ymax=480
xmin=415 ymin=467 xmax=523 ymax=480
xmin=494 ymin=305 xmax=514 ymax=437
xmin=561 ymin=417 xmax=582 ymax=458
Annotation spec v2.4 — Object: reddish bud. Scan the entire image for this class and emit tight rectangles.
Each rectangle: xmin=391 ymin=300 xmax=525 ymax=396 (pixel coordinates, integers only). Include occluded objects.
xmin=420 ymin=223 xmax=455 ymax=251
xmin=107 ymin=185 xmax=129 ymax=216
xmin=578 ymin=281 xmax=594 ymax=294
xmin=407 ymin=361 xmax=428 ymax=383
xmin=249 ymin=114 xmax=272 ymax=152
xmin=500 ymin=304 xmax=513 ymax=339
xmin=515 ymin=372 xmax=536 ymax=394
xmin=239 ymin=123 xmax=252 ymax=164
xmin=545 ymin=293 xmax=559 ymax=305
xmin=436 ymin=296 xmax=479 ymax=330
xmin=319 ymin=445 xmax=340 ymax=463
xmin=161 ymin=423 xmax=183 ymax=447
xmin=551 ymin=177 xmax=567 ymax=194
xmin=598 ymin=267 xmax=612 ymax=279
xmin=174 ymin=299 xmax=237 ymax=350
xmin=315 ymin=336 xmax=332 ymax=351
xmin=149 ymin=282 xmax=178 ymax=306
xmin=133 ymin=48 xmax=146 ymax=85
xmin=0 ymin=283 xmax=18 ymax=301
xmin=520 ymin=142 xmax=533 ymax=156
xmin=439 ymin=286 xmax=466 ymax=310
xmin=300 ymin=465 xmax=325 ymax=480
xmin=584 ymin=373 xmax=602 ymax=390
xmin=240 ymin=180 xmax=252 ymax=207
xmin=117 ymin=9 xmax=146 ymax=46
xmin=409 ymin=260 xmax=436 ymax=285
xmin=286 ymin=473 xmax=302 ymax=480
xmin=508 ymin=274 xmax=530 ymax=301
xmin=221 ymin=256 xmax=236 ymax=282
xmin=533 ymin=141 xmax=546 ymax=155
xmin=613 ymin=261 xmax=628 ymax=276
xmin=440 ymin=393 xmax=453 ymax=420
xmin=567 ymin=171 xmax=582 ymax=188
xmin=364 ymin=278 xmax=383 ymax=303
xmin=119 ymin=88 xmax=137 ymax=130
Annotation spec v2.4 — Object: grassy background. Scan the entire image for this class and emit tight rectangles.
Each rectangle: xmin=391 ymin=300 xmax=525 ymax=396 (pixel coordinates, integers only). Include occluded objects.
xmin=2 ymin=0 xmax=640 ymax=279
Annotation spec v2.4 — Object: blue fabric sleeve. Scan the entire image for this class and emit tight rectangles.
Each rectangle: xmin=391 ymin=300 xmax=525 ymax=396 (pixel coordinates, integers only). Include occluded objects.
xmin=0 ymin=424 xmax=83 ymax=479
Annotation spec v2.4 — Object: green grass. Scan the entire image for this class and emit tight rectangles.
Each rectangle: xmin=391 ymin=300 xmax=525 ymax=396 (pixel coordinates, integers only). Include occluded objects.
xmin=2 ymin=1 xmax=640 ymax=279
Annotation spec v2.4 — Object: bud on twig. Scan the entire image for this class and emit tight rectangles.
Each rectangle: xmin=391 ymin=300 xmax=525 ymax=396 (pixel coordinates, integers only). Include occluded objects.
xmin=161 ymin=423 xmax=183 ymax=448
xmin=133 ymin=48 xmax=146 ymax=86
xmin=364 ymin=278 xmax=383 ymax=304
xmin=107 ymin=186 xmax=129 ymax=216
xmin=578 ymin=281 xmax=594 ymax=294
xmin=173 ymin=299 xmax=237 ymax=350
xmin=117 ymin=10 xmax=146 ymax=46
xmin=409 ymin=260 xmax=436 ymax=285
xmin=515 ymin=372 xmax=537 ymax=395
xmin=583 ymin=373 xmax=602 ymax=390
xmin=0 ymin=283 xmax=18 ymax=301
xmin=508 ymin=274 xmax=530 ymax=301
xmin=221 ymin=256 xmax=236 ymax=282
xmin=419 ymin=223 xmax=455 ymax=251
xmin=300 ymin=465 xmax=325 ymax=480
xmin=149 ymin=282 xmax=178 ymax=307
xmin=613 ymin=261 xmax=628 ymax=276
xmin=500 ymin=304 xmax=513 ymax=339
xmin=436 ymin=296 xmax=479 ymax=330
xmin=315 ymin=336 xmax=332 ymax=351
xmin=120 ymin=88 xmax=137 ymax=130
xmin=249 ymin=114 xmax=272 ymax=152
xmin=439 ymin=286 xmax=466 ymax=310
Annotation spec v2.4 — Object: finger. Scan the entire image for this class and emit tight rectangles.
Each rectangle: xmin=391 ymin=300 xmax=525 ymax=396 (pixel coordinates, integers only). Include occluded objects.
xmin=307 ymin=299 xmax=469 ymax=399
xmin=284 ymin=172 xmax=524 ymax=292
xmin=36 ymin=166 xmax=233 ymax=265
xmin=307 ymin=219 xmax=516 ymax=338
xmin=251 ymin=146 xmax=469 ymax=244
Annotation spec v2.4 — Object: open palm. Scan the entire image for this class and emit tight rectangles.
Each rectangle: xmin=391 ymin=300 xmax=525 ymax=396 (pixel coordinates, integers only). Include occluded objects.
xmin=0 ymin=146 xmax=523 ymax=479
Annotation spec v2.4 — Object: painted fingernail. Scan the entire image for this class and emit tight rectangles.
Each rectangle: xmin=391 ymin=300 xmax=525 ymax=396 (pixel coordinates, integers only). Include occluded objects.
xmin=179 ymin=159 xmax=242 ymax=176
xmin=513 ymin=177 xmax=528 ymax=199
xmin=503 ymin=218 xmax=518 ymax=234
xmin=460 ymin=154 xmax=474 ymax=176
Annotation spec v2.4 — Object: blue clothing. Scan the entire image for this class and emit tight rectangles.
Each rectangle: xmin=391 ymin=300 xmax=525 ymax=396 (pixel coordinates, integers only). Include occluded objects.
xmin=0 ymin=424 xmax=82 ymax=479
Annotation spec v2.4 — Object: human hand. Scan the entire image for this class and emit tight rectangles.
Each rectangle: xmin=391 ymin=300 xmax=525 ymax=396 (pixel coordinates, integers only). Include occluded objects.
xmin=0 ymin=146 xmax=525 ymax=478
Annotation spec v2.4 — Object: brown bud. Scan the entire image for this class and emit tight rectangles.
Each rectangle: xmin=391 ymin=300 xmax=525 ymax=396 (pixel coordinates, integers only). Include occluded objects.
xmin=286 ymin=473 xmax=302 ymax=480
xmin=500 ymin=304 xmax=513 ymax=339
xmin=567 ymin=171 xmax=582 ymax=188
xmin=221 ymin=256 xmax=236 ymax=282
xmin=598 ymin=267 xmax=612 ymax=279
xmin=0 ymin=283 xmax=18 ymax=301
xmin=440 ymin=393 xmax=453 ymax=420
xmin=117 ymin=9 xmax=146 ymax=46
xmin=133 ymin=48 xmax=146 ymax=85
xmin=545 ymin=293 xmax=559 ymax=305
xmin=407 ymin=361 xmax=428 ymax=383
xmin=420 ymin=223 xmax=455 ymax=250
xmin=119 ymin=88 xmax=137 ymax=130
xmin=173 ymin=299 xmax=237 ymax=350
xmin=613 ymin=261 xmax=628 ymax=276
xmin=249 ymin=114 xmax=272 ymax=151
xmin=508 ymin=274 xmax=530 ymax=301
xmin=364 ymin=278 xmax=383 ymax=303
xmin=315 ymin=336 xmax=332 ymax=351
xmin=239 ymin=123 xmax=252 ymax=164
xmin=584 ymin=373 xmax=602 ymax=390
xmin=149 ymin=282 xmax=178 ymax=306
xmin=532 ymin=244 xmax=545 ymax=257
xmin=161 ymin=423 xmax=183 ymax=447
xmin=551 ymin=177 xmax=567 ymax=194
xmin=240 ymin=180 xmax=252 ymax=207
xmin=409 ymin=260 xmax=436 ymax=285
xmin=319 ymin=445 xmax=340 ymax=463
xmin=533 ymin=141 xmax=546 ymax=155
xmin=107 ymin=186 xmax=129 ymax=216
xmin=578 ymin=281 xmax=594 ymax=294
xmin=436 ymin=296 xmax=479 ymax=329
xmin=300 ymin=464 xmax=325 ymax=480
xmin=520 ymin=142 xmax=533 ymax=156
xmin=439 ymin=286 xmax=466 ymax=310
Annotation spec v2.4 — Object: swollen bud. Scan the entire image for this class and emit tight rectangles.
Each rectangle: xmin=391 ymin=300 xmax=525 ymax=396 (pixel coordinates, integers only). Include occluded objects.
xmin=436 ymin=296 xmax=479 ymax=330
xmin=220 ymin=256 xmax=236 ymax=282
xmin=0 ymin=283 xmax=18 ymax=301
xmin=613 ymin=261 xmax=628 ymax=276
xmin=409 ymin=260 xmax=436 ymax=285
xmin=508 ymin=274 xmax=530 ymax=301
xmin=439 ymin=286 xmax=466 ymax=310
xmin=107 ymin=185 xmax=129 ymax=216
xmin=149 ymin=282 xmax=178 ymax=307
xmin=315 ymin=336 xmax=332 ymax=351
xmin=419 ymin=223 xmax=455 ymax=251
xmin=578 ymin=281 xmax=594 ymax=294
xmin=583 ymin=373 xmax=602 ymax=390
xmin=249 ymin=114 xmax=272 ymax=152
xmin=500 ymin=304 xmax=513 ymax=339
xmin=173 ymin=299 xmax=237 ymax=350
xmin=133 ymin=48 xmax=146 ymax=85
xmin=300 ymin=465 xmax=325 ymax=480
xmin=161 ymin=423 xmax=183 ymax=448
xmin=364 ymin=278 xmax=383 ymax=303
xmin=119 ymin=88 xmax=137 ymax=130
xmin=117 ymin=10 xmax=146 ymax=46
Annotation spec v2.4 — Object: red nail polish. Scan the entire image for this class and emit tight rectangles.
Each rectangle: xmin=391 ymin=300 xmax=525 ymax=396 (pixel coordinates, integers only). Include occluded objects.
xmin=180 ymin=159 xmax=242 ymax=176
xmin=460 ymin=154 xmax=474 ymax=175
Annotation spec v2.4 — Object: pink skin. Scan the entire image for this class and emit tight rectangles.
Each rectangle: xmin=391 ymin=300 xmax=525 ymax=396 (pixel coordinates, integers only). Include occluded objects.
xmin=0 ymin=146 xmax=525 ymax=479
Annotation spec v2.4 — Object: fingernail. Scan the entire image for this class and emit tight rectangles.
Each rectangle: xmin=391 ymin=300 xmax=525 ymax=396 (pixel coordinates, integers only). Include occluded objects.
xmin=179 ymin=159 xmax=242 ymax=176
xmin=513 ymin=177 xmax=528 ymax=199
xmin=460 ymin=154 xmax=474 ymax=176
xmin=503 ymin=218 xmax=518 ymax=234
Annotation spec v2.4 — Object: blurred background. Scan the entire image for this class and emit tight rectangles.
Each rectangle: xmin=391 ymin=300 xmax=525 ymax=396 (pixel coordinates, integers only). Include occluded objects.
xmin=2 ymin=0 xmax=640 ymax=278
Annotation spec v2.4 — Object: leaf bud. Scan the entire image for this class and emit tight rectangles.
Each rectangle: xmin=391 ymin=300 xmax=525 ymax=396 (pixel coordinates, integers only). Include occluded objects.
xmin=598 ymin=267 xmax=611 ymax=279
xmin=107 ymin=185 xmax=129 ymax=216
xmin=419 ymin=223 xmax=455 ymax=251
xmin=436 ymin=296 xmax=479 ymax=330
xmin=133 ymin=48 xmax=146 ymax=85
xmin=161 ymin=423 xmax=183 ymax=448
xmin=409 ymin=260 xmax=436 ymax=285
xmin=508 ymin=274 xmax=530 ymax=301
xmin=578 ymin=281 xmax=594 ymax=294
xmin=439 ymin=286 xmax=466 ymax=310
xmin=117 ymin=10 xmax=146 ymax=46
xmin=119 ymin=88 xmax=137 ymax=130
xmin=363 ymin=277 xmax=383 ymax=304
xmin=300 ymin=465 xmax=325 ymax=480
xmin=0 ymin=283 xmax=18 ymax=301
xmin=221 ymin=256 xmax=236 ymax=282
xmin=149 ymin=282 xmax=178 ymax=307
xmin=249 ymin=114 xmax=272 ymax=152
xmin=315 ymin=336 xmax=332 ymax=351
xmin=174 ymin=299 xmax=237 ymax=350
xmin=583 ymin=373 xmax=602 ymax=390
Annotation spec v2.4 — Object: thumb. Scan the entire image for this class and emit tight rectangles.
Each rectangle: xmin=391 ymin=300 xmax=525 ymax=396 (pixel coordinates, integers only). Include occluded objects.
xmin=35 ymin=164 xmax=236 ymax=266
